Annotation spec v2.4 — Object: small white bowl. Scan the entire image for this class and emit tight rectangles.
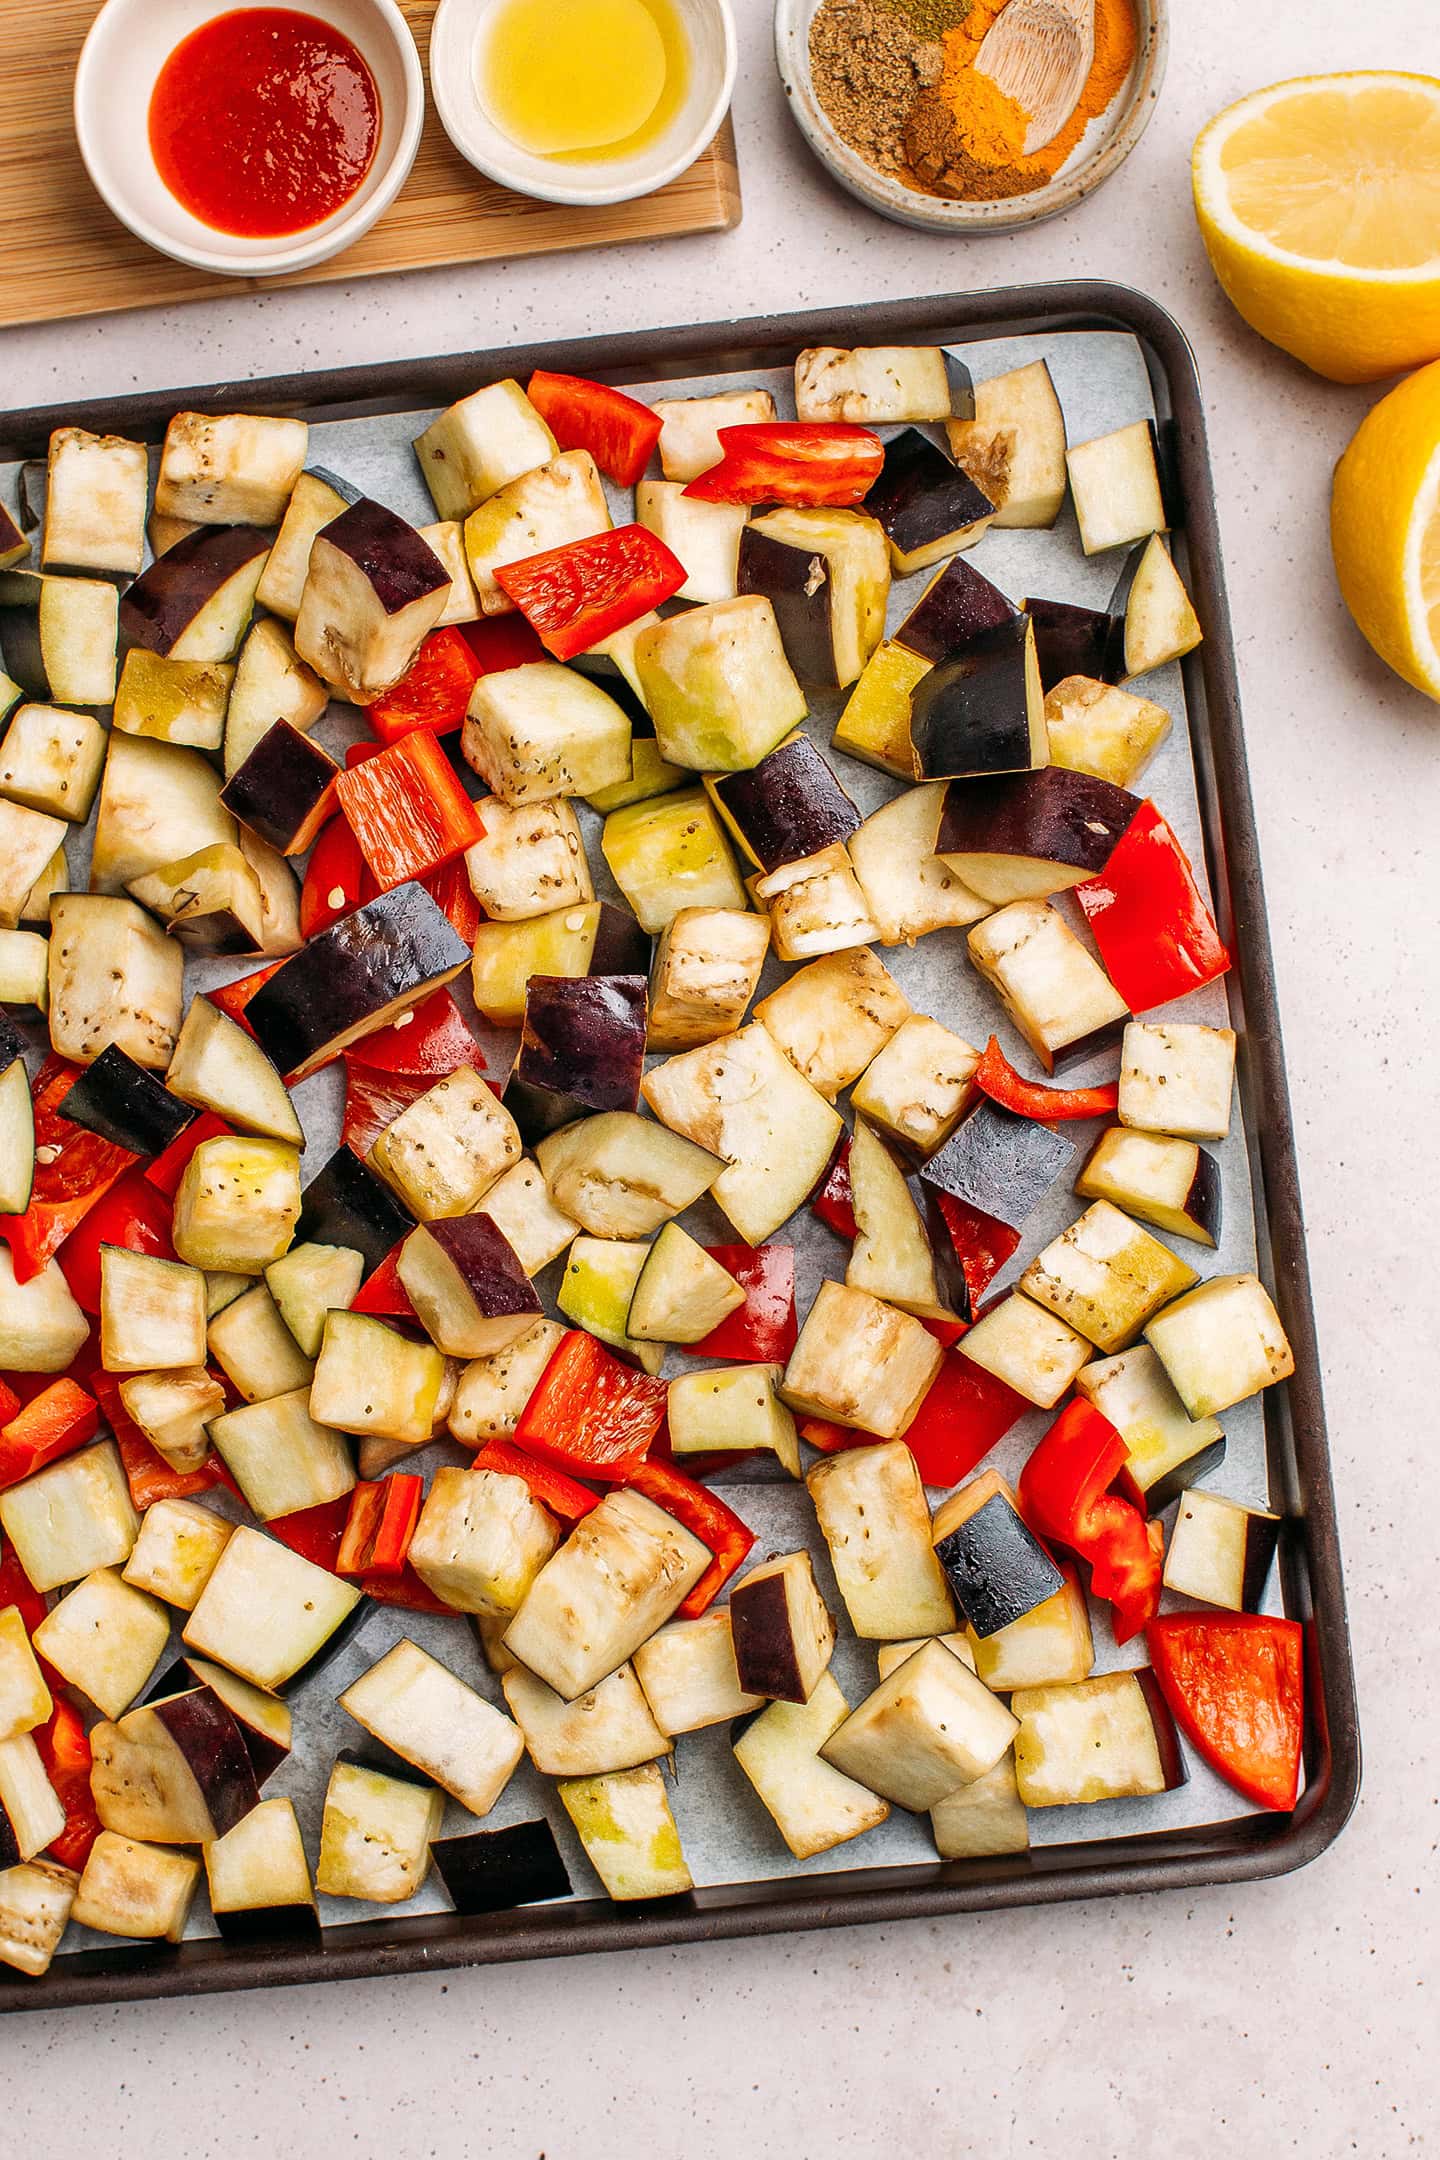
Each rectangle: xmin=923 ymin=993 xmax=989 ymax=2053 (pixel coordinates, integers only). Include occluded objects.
xmin=429 ymin=0 xmax=736 ymax=208
xmin=74 ymin=0 xmax=425 ymax=278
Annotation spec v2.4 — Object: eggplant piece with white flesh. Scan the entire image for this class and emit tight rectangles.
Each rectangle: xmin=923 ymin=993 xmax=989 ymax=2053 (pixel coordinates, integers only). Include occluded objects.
xmin=151 ymin=1654 xmax=293 ymax=1784
xmin=503 ymin=973 xmax=649 ymax=1143
xmin=634 ymin=597 xmax=807 ymax=773
xmin=709 ymin=732 xmax=860 ymax=874
xmin=205 ymin=1795 xmax=318 ymax=1942
xmin=99 ymin=1246 xmax=208 ymax=1372
xmin=155 ymin=411 xmax=308 ymax=528
xmin=968 ymin=898 xmax=1130 ymax=1073
xmin=0 ymin=1052 xmax=32 ymax=1217
xmin=0 ymin=800 xmax=66 ymax=931
xmin=501 ymin=1660 xmax=670 ymax=1779
xmin=784 ymin=1283 xmax=944 ymax=1446
xmin=666 ymin=1361 xmax=800 ymax=1471
xmin=632 ymin=1611 xmax=763 ymax=1734
xmin=88 ymin=1687 xmax=262 ymax=1843
xmin=945 ymin=359 xmax=1068 ymax=528
xmin=0 ymin=1251 xmax=92 ymax=1380
xmin=557 ymin=1761 xmax=692 ymax=1901
xmin=736 ymin=508 xmax=889 ymax=688
xmin=264 ymin=1242 xmax=366 ymax=1359
xmin=794 ymin=345 xmax=954 ymax=425
xmin=414 ymin=380 xmax=559 ymax=519
xmin=42 ymin=427 xmax=148 ymax=577
xmin=0 ymin=500 xmax=28 ymax=572
xmin=184 ymin=1526 xmax=362 ymax=1694
xmin=222 ymin=617 xmax=329 ymax=777
xmin=831 ymin=638 xmax=928 ymax=778
xmin=647 ymin=904 xmax=769 ymax=1050
xmin=72 ymin=1832 xmax=201 ymax=1941
xmin=804 ymin=1437 xmax=955 ymax=1636
xmin=848 ymin=784 xmax=991 ymax=948
xmin=431 ymin=1818 xmax=572 ymax=1916
xmin=296 ymin=1145 xmax=416 ymax=1275
xmin=729 ymin=1550 xmax=835 ymax=1704
xmin=1075 ymin=1343 xmax=1226 ymax=1512
xmin=341 ymin=1640 xmax=524 ymax=1815
xmin=369 ymin=1066 xmax=521 ymax=1222
xmin=0 ymin=1440 xmax=138 ymax=1592
xmin=846 ymin=1113 xmax=961 ymax=1321
xmin=1066 ymin=420 xmax=1167 ymax=556
xmin=398 ymin=1215 xmax=541 ymax=1359
xmin=311 ymin=1309 xmax=446 ymax=1447
xmin=462 ymin=796 xmax=593 ymax=922
xmin=819 ymin=1639 xmax=1019 ymax=1812
xmin=462 ymin=450 xmax=611 ymax=616
xmin=652 ymin=387 xmax=776 ymax=481
xmin=935 ymin=766 xmax=1140 ymax=904
xmin=909 ymin=615 xmax=1046 ymax=780
xmin=59 ymin=1042 xmax=196 ymax=1158
xmin=420 ymin=519 xmax=481 ymax=624
xmin=471 ymin=899 xmax=649 ymax=1029
xmin=558 ymin=1237 xmax=663 ymax=1375
xmin=317 ymin=1754 xmax=443 ymax=1904
xmin=172 ymin=1136 xmax=303 ymax=1274
xmin=166 ymin=995 xmax=303 ymax=1145
xmin=0 ymin=574 xmax=119 ymax=705
xmin=255 ymin=467 xmax=362 ymax=620
xmin=33 ymin=1568 xmax=170 ymax=1719
xmin=120 ymin=527 xmax=271 ymax=662
xmin=919 ymin=1097 xmax=1075 ymax=1230
xmin=463 ymin=661 xmax=632 ymax=806
xmin=538 ymin=1110 xmax=724 ymax=1239
xmin=625 ymin=1222 xmax=744 ymax=1344
xmin=1162 ymin=1489 xmax=1280 ymax=1612
xmin=1044 ymin=673 xmax=1172 ymax=787
xmin=635 ymin=481 xmax=745 ymax=604
xmin=246 ymin=882 xmax=469 ymax=1082
xmin=89 ymin=731 xmax=236 ymax=896
xmin=732 ymin=1672 xmax=889 ymax=1860
xmin=294 ymin=499 xmax=450 ymax=705
xmin=407 ymin=1464 xmax=559 ymax=1616
xmin=1109 ymin=533 xmax=1203 ymax=677
xmin=121 ymin=1495 xmax=233 ymax=1609
xmin=958 ymin=1290 xmax=1092 ymax=1408
xmin=1144 ymin=1272 xmax=1295 ymax=1419
xmin=895 ymin=553 xmax=1017 ymax=663
xmin=757 ymin=945 xmax=910 ymax=1101
xmin=48 ymin=894 xmax=184 ymax=1070
xmin=447 ymin=1318 xmax=565 ymax=1446
xmin=1077 ymin=1125 xmax=1221 ymax=1247
xmin=1012 ymin=1669 xmax=1186 ymax=1807
xmin=0 ymin=702 xmax=106 ymax=821
xmin=930 ymin=1476 xmax=1065 ymax=1637
xmin=126 ymin=840 xmax=293 ymax=959
xmin=0 ymin=1606 xmax=51 ymax=1743
xmin=1118 ymin=1021 xmax=1237 ymax=1141
xmin=863 ymin=427 xmax=995 ymax=575
xmin=0 ymin=1736 xmax=66 ymax=1867
xmin=1023 ymin=597 xmax=1127 ymax=692
xmin=603 ymin=789 xmax=750 ymax=937
xmin=119 ymin=1368 xmax=225 ymax=1477
xmin=0 ymin=1860 xmax=78 ymax=1978
xmin=477 ymin=1157 xmax=579 ymax=1277
xmin=207 ymin=1387 xmax=354 ymax=1520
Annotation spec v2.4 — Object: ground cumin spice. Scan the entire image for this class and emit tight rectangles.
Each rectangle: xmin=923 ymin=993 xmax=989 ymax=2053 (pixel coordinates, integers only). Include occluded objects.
xmin=905 ymin=0 xmax=1138 ymax=199
xmin=808 ymin=0 xmax=946 ymax=177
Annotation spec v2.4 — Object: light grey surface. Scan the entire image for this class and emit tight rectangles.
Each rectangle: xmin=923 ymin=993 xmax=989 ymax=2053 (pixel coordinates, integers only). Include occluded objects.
xmin=1 ymin=0 xmax=1436 ymax=2148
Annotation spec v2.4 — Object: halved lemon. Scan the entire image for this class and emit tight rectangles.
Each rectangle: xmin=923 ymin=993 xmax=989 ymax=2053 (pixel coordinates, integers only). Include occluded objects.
xmin=1331 ymin=357 xmax=1440 ymax=699
xmin=1193 ymin=73 xmax=1440 ymax=383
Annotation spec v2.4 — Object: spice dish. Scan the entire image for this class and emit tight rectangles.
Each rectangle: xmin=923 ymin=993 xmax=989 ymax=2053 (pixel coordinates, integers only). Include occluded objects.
xmin=776 ymin=0 xmax=1168 ymax=232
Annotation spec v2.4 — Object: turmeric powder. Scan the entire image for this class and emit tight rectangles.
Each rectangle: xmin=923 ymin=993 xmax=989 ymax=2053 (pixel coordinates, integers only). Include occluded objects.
xmin=905 ymin=0 xmax=1137 ymax=201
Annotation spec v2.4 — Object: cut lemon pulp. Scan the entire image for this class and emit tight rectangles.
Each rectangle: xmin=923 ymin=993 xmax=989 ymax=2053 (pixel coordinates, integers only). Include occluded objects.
xmin=1331 ymin=357 xmax=1440 ymax=700
xmin=1193 ymin=73 xmax=1440 ymax=382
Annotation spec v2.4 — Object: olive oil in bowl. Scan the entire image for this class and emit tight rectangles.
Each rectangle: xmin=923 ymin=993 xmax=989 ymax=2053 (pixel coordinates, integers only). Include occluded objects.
xmin=478 ymin=0 xmax=690 ymax=161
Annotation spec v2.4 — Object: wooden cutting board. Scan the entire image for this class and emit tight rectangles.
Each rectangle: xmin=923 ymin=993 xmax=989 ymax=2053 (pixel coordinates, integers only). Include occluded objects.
xmin=0 ymin=0 xmax=741 ymax=328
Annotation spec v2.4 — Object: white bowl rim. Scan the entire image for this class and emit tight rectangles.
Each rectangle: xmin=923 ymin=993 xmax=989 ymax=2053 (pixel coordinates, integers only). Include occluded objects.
xmin=73 ymin=0 xmax=427 ymax=278
xmin=428 ymin=0 xmax=738 ymax=208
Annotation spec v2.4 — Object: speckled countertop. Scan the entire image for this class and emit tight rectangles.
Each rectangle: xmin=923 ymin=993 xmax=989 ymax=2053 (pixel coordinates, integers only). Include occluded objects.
xmin=2 ymin=1 xmax=1436 ymax=2150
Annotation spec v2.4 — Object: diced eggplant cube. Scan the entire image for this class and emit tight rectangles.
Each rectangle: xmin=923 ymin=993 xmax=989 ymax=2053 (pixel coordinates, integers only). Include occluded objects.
xmin=471 ymin=902 xmax=645 ymax=1029
xmin=311 ymin=1310 xmax=446 ymax=1446
xmin=173 ymin=1137 xmax=302 ymax=1273
xmin=945 ymin=358 xmax=1068 ymax=529
xmin=667 ymin=1362 xmax=800 ymax=1472
xmin=0 ymin=702 xmax=106 ymax=822
xmin=0 ymin=799 xmax=66 ymax=930
xmin=959 ymin=1292 xmax=1092 ymax=1408
xmin=730 ymin=1550 xmax=836 ymax=1703
xmin=850 ymin=1014 xmax=982 ymax=1158
xmin=846 ymin=1113 xmax=959 ymax=1322
xmin=602 ymin=789 xmax=749 ymax=933
xmin=736 ymin=509 xmax=889 ymax=688
xmin=0 ymin=1440 xmax=139 ymax=1592
xmin=1066 ymin=421 xmax=1167 ymax=555
xmin=732 ymin=1671 xmax=890 ymax=1859
xmin=99 ymin=1247 xmax=207 ymax=1375
xmin=874 ymin=1632 xmax=976 ymax=1680
xmin=911 ymin=616 xmax=1046 ymax=782
xmin=636 ymin=481 xmax=745 ymax=603
xmin=1145 ymin=1273 xmax=1295 ymax=1419
xmin=414 ymin=380 xmax=559 ymax=519
xmin=119 ymin=1365 xmax=226 ymax=1475
xmin=398 ymin=1215 xmax=541 ymax=1360
xmin=503 ymin=1489 xmax=710 ymax=1701
xmin=0 ymin=1248 xmax=91 ymax=1375
xmin=294 ymin=499 xmax=449 ymax=704
xmin=446 ymin=1320 xmax=567 ymax=1445
xmin=88 ymin=731 xmax=236 ymax=897
xmin=208 ymin=1387 xmax=354 ymax=1520
xmin=1023 ymin=597 xmax=1127 ymax=693
xmin=849 ymin=782 xmax=991 ymax=948
xmin=205 ymin=1796 xmax=316 ymax=1939
xmin=1020 ymin=1199 xmax=1198 ymax=1353
xmin=966 ymin=1567 xmax=1095 ymax=1692
xmin=968 ymin=899 xmax=1129 ymax=1073
xmin=501 ymin=1660 xmax=670 ymax=1778
xmin=820 ymin=1639 xmax=1019 ymax=1811
xmin=795 ymin=345 xmax=952 ymax=425
xmin=475 ymin=1159 xmax=579 ymax=1278
xmin=896 ymin=555 xmax=1016 ymax=665
xmin=60 ymin=1043 xmax=196 ymax=1159
xmin=1112 ymin=534 xmax=1203 ymax=677
xmin=262 ymin=1242 xmax=365 ymax=1361
xmin=919 ymin=1097 xmax=1074 ymax=1227
xmin=185 ymin=1528 xmax=361 ymax=1694
xmin=0 ymin=1733 xmax=66 ymax=1866
xmin=558 ymin=1234 xmax=670 ymax=1374
xmin=0 ymin=1859 xmax=78 ymax=1977
xmin=1118 ymin=1021 xmax=1237 ymax=1141
xmin=1044 ymin=674 xmax=1172 ymax=788
xmin=1012 ymin=1669 xmax=1185 ymax=1806
xmin=506 ymin=974 xmax=648 ymax=1141
xmin=785 ymin=1284 xmax=943 ymax=1446
xmin=121 ymin=1498 xmax=233 ymax=1611
xmin=296 ymin=1146 xmax=416 ymax=1276
xmin=931 ymin=1753 xmax=1030 ymax=1859
xmin=1075 ymin=1343 xmax=1225 ymax=1510
xmin=408 ymin=1464 xmax=560 ymax=1616
xmin=220 ymin=719 xmax=338 ymax=856
xmin=758 ymin=848 xmax=880 ymax=963
xmin=42 ymin=426 xmax=148 ymax=575
xmin=1163 ymin=1488 xmax=1280 ymax=1611
xmin=1077 ymin=1125 xmax=1221 ymax=1247
xmin=831 ymin=638 xmax=928 ymax=779
xmin=89 ymin=1686 xmax=261 ymax=1842
xmin=710 ymin=732 xmax=861 ymax=875
xmin=864 ymin=427 xmax=995 ymax=575
xmin=462 ymin=661 xmax=632 ymax=804
xmin=755 ymin=947 xmax=908 ymax=1103
xmin=48 ymin=894 xmax=184 ymax=1071
xmin=164 ymin=1654 xmax=293 ymax=1785
xmin=632 ymin=1611 xmax=763 ymax=1734
xmin=369 ymin=1065 xmax=521 ymax=1221
xmin=119 ymin=526 xmax=270 ymax=664
xmin=126 ymin=837 xmax=297 ymax=959
xmin=317 ymin=1757 xmax=443 ymax=1903
xmin=156 ymin=411 xmax=307 ymax=528
xmin=34 ymin=1569 xmax=170 ymax=1719
xmin=0 ymin=926 xmax=50 ymax=1010
xmin=806 ymin=1437 xmax=955 ymax=1638
xmin=431 ymin=1818 xmax=572 ymax=1915
xmin=936 ymin=765 xmax=1139 ymax=906
xmin=642 ymin=1021 xmax=843 ymax=1246
xmin=626 ymin=1223 xmax=744 ymax=1345
xmin=558 ymin=1761 xmax=692 ymax=1901
xmin=634 ymin=597 xmax=806 ymax=772
xmin=0 ymin=1608 xmax=52 ymax=1746
xmin=934 ymin=1490 xmax=1065 ymax=1638
xmin=463 ymin=796 xmax=593 ymax=920
xmin=341 ymin=1639 xmax=524 ymax=1814
xmin=113 ymin=650 xmax=233 ymax=750
xmin=72 ymin=1833 xmax=200 ymax=1941
xmin=648 ymin=905 xmax=769 ymax=1049
xmin=222 ymin=617 xmax=329 ymax=778
xmin=653 ymin=387 xmax=776 ymax=481
xmin=538 ymin=1111 xmax=724 ymax=1239
xmin=255 ymin=466 xmax=359 ymax=619
xmin=462 ymin=450 xmax=611 ymax=615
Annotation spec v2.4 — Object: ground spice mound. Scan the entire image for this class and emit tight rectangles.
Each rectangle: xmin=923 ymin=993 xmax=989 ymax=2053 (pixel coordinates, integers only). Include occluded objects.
xmin=809 ymin=0 xmax=943 ymax=177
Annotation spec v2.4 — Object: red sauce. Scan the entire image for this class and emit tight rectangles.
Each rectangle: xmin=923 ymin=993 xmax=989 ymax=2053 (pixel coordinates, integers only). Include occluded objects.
xmin=148 ymin=8 xmax=381 ymax=239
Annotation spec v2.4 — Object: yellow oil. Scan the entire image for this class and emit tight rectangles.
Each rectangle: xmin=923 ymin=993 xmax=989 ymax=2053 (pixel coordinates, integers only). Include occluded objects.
xmin=478 ymin=0 xmax=690 ymax=162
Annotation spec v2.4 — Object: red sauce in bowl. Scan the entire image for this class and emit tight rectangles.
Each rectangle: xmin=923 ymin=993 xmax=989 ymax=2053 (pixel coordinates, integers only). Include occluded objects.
xmin=148 ymin=8 xmax=381 ymax=239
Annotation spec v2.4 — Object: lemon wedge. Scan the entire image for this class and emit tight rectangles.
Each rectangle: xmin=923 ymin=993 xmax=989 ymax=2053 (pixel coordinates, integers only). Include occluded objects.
xmin=1193 ymin=73 xmax=1440 ymax=383
xmin=1331 ymin=357 xmax=1440 ymax=699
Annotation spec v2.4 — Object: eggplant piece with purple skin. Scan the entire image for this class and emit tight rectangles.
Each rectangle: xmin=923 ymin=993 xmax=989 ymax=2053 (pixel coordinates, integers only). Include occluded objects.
xmin=933 ymin=1493 xmax=1065 ymax=1638
xmin=432 ymin=1818 xmax=573 ymax=1915
xmin=397 ymin=1214 xmax=542 ymax=1359
xmin=89 ymin=1686 xmax=262 ymax=1843
xmin=919 ymin=1099 xmax=1076 ymax=1232
xmin=296 ymin=1145 xmax=416 ymax=1276
xmin=863 ymin=428 xmax=996 ymax=575
xmin=247 ymin=882 xmax=470 ymax=1082
xmin=0 ymin=1009 xmax=28 ymax=1075
xmin=709 ymin=734 xmax=860 ymax=874
xmin=909 ymin=615 xmax=1046 ymax=781
xmin=935 ymin=766 xmax=1140 ymax=905
xmin=894 ymin=554 xmax=1016 ymax=663
xmin=1023 ymin=598 xmax=1127 ymax=692
xmin=503 ymin=974 xmax=649 ymax=1144
xmin=119 ymin=526 xmax=272 ymax=661
xmin=735 ymin=509 xmax=889 ymax=688
xmin=294 ymin=498 xmax=450 ymax=705
xmin=219 ymin=719 xmax=339 ymax=857
xmin=59 ymin=1042 xmax=197 ymax=1158
xmin=148 ymin=1653 xmax=292 ymax=1785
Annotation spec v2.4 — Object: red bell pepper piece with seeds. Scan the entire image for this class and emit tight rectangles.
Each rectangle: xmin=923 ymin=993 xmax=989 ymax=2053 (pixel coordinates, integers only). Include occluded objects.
xmin=684 ymin=422 xmax=885 ymax=507
xmin=1019 ymin=1398 xmax=1163 ymax=1645
xmin=58 ymin=1167 xmax=175 ymax=1315
xmin=513 ymin=1330 xmax=666 ymax=1481
xmin=1074 ymin=802 xmax=1231 ymax=1014
xmin=299 ymin=816 xmax=377 ymax=938
xmin=343 ymin=988 xmax=483 ymax=1078
xmin=365 ymin=626 xmax=483 ymax=746
xmin=1146 ymin=1612 xmax=1303 ymax=1811
xmin=0 ymin=1058 xmax=137 ymax=1283
xmin=0 ymin=1379 xmax=100 ymax=1490
xmin=336 ymin=729 xmax=485 ymax=890
xmin=685 ymin=1244 xmax=798 ymax=1363
xmin=527 ymin=369 xmax=663 ymax=488
xmin=471 ymin=1440 xmax=599 ymax=1523
xmin=973 ymin=1036 xmax=1120 ymax=1122
xmin=624 ymin=1456 xmax=756 ymax=1619
xmin=495 ymin=524 xmax=686 ymax=662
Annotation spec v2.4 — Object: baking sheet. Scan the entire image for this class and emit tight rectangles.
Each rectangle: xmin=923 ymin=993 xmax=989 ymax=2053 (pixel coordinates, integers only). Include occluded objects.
xmin=1 ymin=327 xmax=1281 ymax=1945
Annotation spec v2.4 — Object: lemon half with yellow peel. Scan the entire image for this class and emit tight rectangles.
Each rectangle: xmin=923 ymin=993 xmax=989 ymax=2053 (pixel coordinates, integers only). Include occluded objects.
xmin=1193 ymin=73 xmax=1440 ymax=384
xmin=1331 ymin=359 xmax=1440 ymax=699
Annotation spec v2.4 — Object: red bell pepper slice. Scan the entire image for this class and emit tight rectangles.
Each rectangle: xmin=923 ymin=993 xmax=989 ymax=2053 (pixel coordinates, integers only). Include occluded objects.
xmin=336 ymin=1474 xmax=423 ymax=1577
xmin=513 ymin=1329 xmax=666 ymax=1482
xmin=684 ymin=423 xmax=885 ymax=507
xmin=471 ymin=1440 xmax=600 ymax=1523
xmin=343 ymin=988 xmax=483 ymax=1078
xmin=35 ymin=1700 xmax=101 ymax=1872
xmin=811 ymin=1137 xmax=856 ymax=1241
xmin=365 ymin=626 xmax=484 ymax=746
xmin=460 ymin=613 xmax=548 ymax=674
xmin=270 ymin=1492 xmax=352 ymax=1571
xmin=1147 ymin=1612 xmax=1304 ymax=1811
xmin=974 ymin=1036 xmax=1120 ymax=1122
xmin=341 ymin=1065 xmax=429 ymax=1160
xmin=349 ymin=1245 xmax=417 ymax=1317
xmin=527 ymin=369 xmax=663 ymax=488
xmin=0 ymin=1374 xmax=23 ymax=1428
xmin=1074 ymin=803 xmax=1231 ymax=1015
xmin=361 ymin=1564 xmax=456 ymax=1614
xmin=0 ymin=1058 xmax=137 ymax=1284
xmin=57 ymin=1167 xmax=176 ymax=1315
xmin=686 ymin=1244 xmax=798 ymax=1363
xmin=0 ymin=1379 xmax=100 ymax=1490
xmin=90 ymin=1370 xmax=228 ymax=1508
xmin=799 ymin=1416 xmax=878 ymax=1455
xmin=207 ymin=961 xmax=286 ymax=1034
xmin=902 ymin=1348 xmax=1029 ymax=1487
xmin=1019 ymin=1399 xmax=1163 ymax=1645
xmin=495 ymin=524 xmax=686 ymax=662
xmin=144 ymin=1109 xmax=232 ymax=1199
xmin=300 ymin=816 xmax=378 ymax=939
xmin=421 ymin=853 xmax=484 ymax=944
xmin=0 ymin=1539 xmax=48 ymax=1635
xmin=930 ymin=1189 xmax=1022 ymax=1309
xmin=624 ymin=1456 xmax=756 ymax=1619
xmin=335 ymin=729 xmax=485 ymax=891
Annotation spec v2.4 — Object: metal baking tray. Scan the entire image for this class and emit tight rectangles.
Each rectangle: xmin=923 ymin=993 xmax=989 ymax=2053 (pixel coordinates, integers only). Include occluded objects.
xmin=0 ymin=282 xmax=1359 ymax=2012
